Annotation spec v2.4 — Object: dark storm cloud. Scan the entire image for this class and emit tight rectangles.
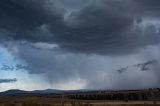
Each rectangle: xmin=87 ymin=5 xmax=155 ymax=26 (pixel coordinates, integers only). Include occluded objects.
xmin=0 ymin=0 xmax=64 ymax=42
xmin=0 ymin=64 xmax=31 ymax=71
xmin=116 ymin=67 xmax=128 ymax=74
xmin=15 ymin=64 xmax=31 ymax=71
xmin=0 ymin=78 xmax=17 ymax=83
xmin=16 ymin=43 xmax=81 ymax=81
xmin=15 ymin=42 xmax=160 ymax=89
xmin=87 ymin=58 xmax=160 ymax=90
xmin=2 ymin=40 xmax=160 ymax=89
xmin=0 ymin=0 xmax=160 ymax=55
xmin=136 ymin=60 xmax=159 ymax=71
xmin=134 ymin=0 xmax=160 ymax=16
xmin=1 ymin=0 xmax=160 ymax=90
xmin=116 ymin=60 xmax=159 ymax=74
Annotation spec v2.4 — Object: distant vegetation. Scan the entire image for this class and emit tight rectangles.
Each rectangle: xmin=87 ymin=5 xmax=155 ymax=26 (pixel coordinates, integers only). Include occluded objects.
xmin=70 ymin=88 xmax=160 ymax=101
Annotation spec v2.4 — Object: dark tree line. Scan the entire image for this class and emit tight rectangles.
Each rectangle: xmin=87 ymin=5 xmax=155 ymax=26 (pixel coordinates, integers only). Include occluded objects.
xmin=70 ymin=91 xmax=158 ymax=101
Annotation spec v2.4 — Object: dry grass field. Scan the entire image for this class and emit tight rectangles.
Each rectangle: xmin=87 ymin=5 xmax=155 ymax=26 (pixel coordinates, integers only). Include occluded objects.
xmin=0 ymin=96 xmax=160 ymax=106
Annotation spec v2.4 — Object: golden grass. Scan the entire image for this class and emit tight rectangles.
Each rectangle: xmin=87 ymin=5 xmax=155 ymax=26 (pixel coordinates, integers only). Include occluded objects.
xmin=0 ymin=96 xmax=160 ymax=106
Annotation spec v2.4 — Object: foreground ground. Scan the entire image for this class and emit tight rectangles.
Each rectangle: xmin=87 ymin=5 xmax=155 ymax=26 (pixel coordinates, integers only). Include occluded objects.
xmin=0 ymin=96 xmax=160 ymax=106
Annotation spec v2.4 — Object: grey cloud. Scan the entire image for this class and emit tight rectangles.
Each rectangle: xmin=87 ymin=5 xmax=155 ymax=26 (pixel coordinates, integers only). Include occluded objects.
xmin=116 ymin=60 xmax=159 ymax=74
xmin=0 ymin=0 xmax=160 ymax=55
xmin=14 ymin=42 xmax=160 ymax=89
xmin=17 ymin=43 xmax=81 ymax=81
xmin=1 ymin=0 xmax=160 ymax=90
xmin=0 ymin=78 xmax=17 ymax=83
xmin=0 ymin=0 xmax=63 ymax=42
xmin=0 ymin=64 xmax=30 ymax=71
xmin=116 ymin=67 xmax=128 ymax=74
xmin=134 ymin=0 xmax=160 ymax=17
xmin=15 ymin=64 xmax=31 ymax=71
xmin=88 ymin=59 xmax=160 ymax=90
xmin=1 ymin=65 xmax=14 ymax=71
xmin=136 ymin=60 xmax=159 ymax=71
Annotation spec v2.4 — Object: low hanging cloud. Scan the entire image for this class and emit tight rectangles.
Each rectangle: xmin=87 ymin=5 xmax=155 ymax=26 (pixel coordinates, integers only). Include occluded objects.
xmin=13 ymin=42 xmax=160 ymax=89
xmin=0 ymin=78 xmax=17 ymax=84
xmin=116 ymin=67 xmax=129 ymax=74
xmin=0 ymin=63 xmax=30 ymax=71
xmin=1 ymin=65 xmax=14 ymax=71
xmin=116 ymin=60 xmax=159 ymax=74
xmin=15 ymin=64 xmax=31 ymax=71
xmin=136 ymin=60 xmax=159 ymax=71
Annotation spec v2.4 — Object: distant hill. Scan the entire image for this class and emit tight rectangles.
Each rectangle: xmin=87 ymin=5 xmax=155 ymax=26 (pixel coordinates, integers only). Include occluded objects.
xmin=0 ymin=89 xmax=91 ymax=96
xmin=0 ymin=89 xmax=65 ymax=96
xmin=0 ymin=88 xmax=132 ymax=96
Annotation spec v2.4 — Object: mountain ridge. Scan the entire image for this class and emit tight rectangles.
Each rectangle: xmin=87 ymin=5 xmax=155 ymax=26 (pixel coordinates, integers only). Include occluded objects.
xmin=0 ymin=89 xmax=65 ymax=96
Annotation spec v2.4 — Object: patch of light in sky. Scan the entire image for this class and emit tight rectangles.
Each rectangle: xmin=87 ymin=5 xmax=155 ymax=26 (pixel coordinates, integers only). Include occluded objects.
xmin=0 ymin=46 xmax=86 ymax=91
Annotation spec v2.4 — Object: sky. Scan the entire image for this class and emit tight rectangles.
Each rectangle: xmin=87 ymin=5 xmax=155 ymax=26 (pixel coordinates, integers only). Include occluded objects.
xmin=0 ymin=0 xmax=160 ymax=91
